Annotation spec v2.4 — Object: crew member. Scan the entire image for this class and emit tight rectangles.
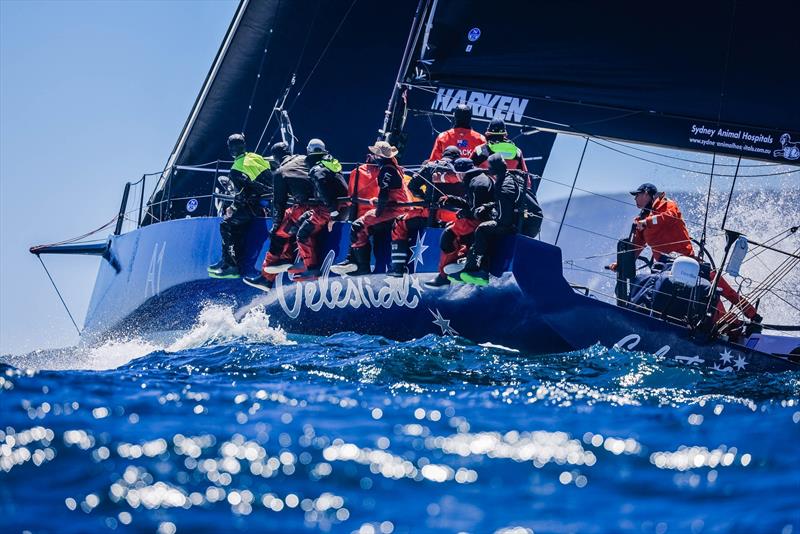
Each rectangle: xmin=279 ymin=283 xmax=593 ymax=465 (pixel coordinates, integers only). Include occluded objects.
xmin=347 ymin=155 xmax=381 ymax=220
xmin=624 ymin=183 xmax=695 ymax=263
xmin=208 ymin=133 xmax=271 ymax=279
xmin=291 ymin=148 xmax=349 ymax=280
xmin=425 ymin=158 xmax=495 ymax=287
xmin=388 ymin=146 xmax=462 ymax=277
xmin=455 ymin=154 xmax=542 ymax=285
xmin=243 ymin=140 xmax=318 ymax=291
xmin=332 ymin=141 xmax=410 ymax=276
xmin=429 ymin=103 xmax=486 ymax=160
xmin=471 ymin=118 xmax=527 ymax=171
xmin=610 ymin=182 xmax=758 ymax=330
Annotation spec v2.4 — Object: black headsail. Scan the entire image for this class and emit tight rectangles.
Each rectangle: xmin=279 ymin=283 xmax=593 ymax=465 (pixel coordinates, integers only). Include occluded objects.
xmin=401 ymin=0 xmax=800 ymax=165
xmin=144 ymin=0 xmax=420 ymax=225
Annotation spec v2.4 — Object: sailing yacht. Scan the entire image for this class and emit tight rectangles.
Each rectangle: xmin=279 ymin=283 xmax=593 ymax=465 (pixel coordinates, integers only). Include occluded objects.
xmin=31 ymin=0 xmax=799 ymax=372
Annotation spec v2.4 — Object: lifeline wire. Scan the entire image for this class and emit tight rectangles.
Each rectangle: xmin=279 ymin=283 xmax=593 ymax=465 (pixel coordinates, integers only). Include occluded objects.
xmin=36 ymin=255 xmax=81 ymax=336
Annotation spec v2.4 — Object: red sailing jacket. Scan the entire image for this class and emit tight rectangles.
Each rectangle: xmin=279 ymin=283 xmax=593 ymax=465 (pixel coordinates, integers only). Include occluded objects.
xmin=632 ymin=194 xmax=694 ymax=260
xmin=429 ymin=128 xmax=486 ymax=160
xmin=348 ymin=164 xmax=381 ymax=218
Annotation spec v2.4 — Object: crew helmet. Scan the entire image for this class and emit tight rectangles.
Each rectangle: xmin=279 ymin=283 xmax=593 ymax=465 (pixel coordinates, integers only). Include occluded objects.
xmin=486 ymin=118 xmax=507 ymax=136
xmin=306 ymin=138 xmax=327 ymax=155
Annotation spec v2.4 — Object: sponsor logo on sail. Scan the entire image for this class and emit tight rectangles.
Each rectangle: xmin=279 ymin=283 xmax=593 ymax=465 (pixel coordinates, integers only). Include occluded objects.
xmin=687 ymin=123 xmax=778 ymax=157
xmin=774 ymin=133 xmax=799 ymax=160
xmin=432 ymin=88 xmax=529 ymax=123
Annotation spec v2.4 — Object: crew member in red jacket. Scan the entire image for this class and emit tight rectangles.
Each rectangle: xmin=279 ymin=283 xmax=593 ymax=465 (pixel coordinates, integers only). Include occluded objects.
xmin=430 ymin=104 xmax=486 ymax=160
xmin=629 ymin=183 xmax=694 ymax=262
xmin=332 ymin=141 xmax=411 ymax=276
xmin=347 ymin=157 xmax=381 ymax=219
xmin=612 ymin=182 xmax=758 ymax=332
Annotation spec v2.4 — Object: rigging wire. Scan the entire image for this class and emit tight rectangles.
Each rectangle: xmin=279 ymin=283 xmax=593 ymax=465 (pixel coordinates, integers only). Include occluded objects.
xmin=555 ymin=137 xmax=588 ymax=246
xmin=698 ymin=153 xmax=717 ymax=260
xmin=254 ymin=0 xmax=321 ymax=153
xmin=588 ymin=138 xmax=799 ymax=178
xmin=30 ymin=215 xmax=118 ymax=252
xmin=36 ymin=255 xmax=81 ymax=336
xmin=289 ymin=0 xmax=360 ymax=108
xmin=594 ymin=136 xmax=786 ymax=167
xmin=742 ymin=226 xmax=798 ymax=266
xmin=240 ymin=0 xmax=280 ymax=134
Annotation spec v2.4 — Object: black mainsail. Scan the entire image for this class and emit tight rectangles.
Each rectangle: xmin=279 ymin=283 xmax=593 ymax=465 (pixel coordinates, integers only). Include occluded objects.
xmin=400 ymin=0 xmax=800 ymax=163
xmin=145 ymin=0 xmax=420 ymax=224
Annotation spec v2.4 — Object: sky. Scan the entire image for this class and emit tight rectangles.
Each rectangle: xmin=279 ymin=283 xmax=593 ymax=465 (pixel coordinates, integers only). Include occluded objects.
xmin=1 ymin=1 xmax=796 ymax=355
xmin=1 ymin=0 xmax=238 ymax=353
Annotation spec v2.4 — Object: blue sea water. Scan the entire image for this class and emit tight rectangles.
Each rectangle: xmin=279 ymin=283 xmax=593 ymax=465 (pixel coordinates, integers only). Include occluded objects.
xmin=1 ymin=306 xmax=799 ymax=533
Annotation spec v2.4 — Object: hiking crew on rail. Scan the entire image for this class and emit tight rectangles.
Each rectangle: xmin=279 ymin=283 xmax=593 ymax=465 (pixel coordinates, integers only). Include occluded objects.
xmin=208 ymin=121 xmax=543 ymax=289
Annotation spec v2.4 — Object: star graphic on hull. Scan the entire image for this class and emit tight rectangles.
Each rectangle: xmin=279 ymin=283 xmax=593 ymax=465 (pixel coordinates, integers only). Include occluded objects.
xmin=719 ymin=349 xmax=734 ymax=364
xmin=430 ymin=308 xmax=458 ymax=336
xmin=733 ymin=355 xmax=748 ymax=371
xmin=408 ymin=231 xmax=429 ymax=269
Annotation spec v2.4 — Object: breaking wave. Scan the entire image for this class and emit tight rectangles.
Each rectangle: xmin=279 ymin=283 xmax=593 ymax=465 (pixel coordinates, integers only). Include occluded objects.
xmin=0 ymin=305 xmax=292 ymax=372
xmin=166 ymin=304 xmax=293 ymax=352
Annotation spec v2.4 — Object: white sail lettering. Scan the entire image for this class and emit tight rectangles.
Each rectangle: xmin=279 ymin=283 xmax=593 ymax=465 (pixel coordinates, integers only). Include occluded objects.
xmin=494 ymin=96 xmax=512 ymax=119
xmin=506 ymin=98 xmax=528 ymax=123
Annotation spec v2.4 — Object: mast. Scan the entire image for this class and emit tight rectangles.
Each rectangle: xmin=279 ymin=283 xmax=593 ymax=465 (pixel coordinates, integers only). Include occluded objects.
xmin=380 ymin=0 xmax=429 ymax=152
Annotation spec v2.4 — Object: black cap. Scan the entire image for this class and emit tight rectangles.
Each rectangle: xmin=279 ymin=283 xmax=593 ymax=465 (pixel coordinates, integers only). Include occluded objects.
xmin=453 ymin=158 xmax=474 ymax=172
xmin=441 ymin=145 xmax=460 ymax=161
xmin=453 ymin=104 xmax=472 ymax=127
xmin=487 ymin=153 xmax=507 ymax=175
xmin=629 ymin=183 xmax=658 ymax=196
xmin=227 ymin=133 xmax=246 ymax=146
xmin=271 ymin=141 xmax=290 ymax=161
xmin=486 ymin=118 xmax=507 ymax=135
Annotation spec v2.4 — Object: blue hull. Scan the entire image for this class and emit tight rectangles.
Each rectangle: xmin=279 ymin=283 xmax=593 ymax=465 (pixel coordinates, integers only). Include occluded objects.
xmin=84 ymin=217 xmax=797 ymax=374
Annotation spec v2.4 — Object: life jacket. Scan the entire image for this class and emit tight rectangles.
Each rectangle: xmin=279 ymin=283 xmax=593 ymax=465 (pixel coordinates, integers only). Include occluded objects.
xmin=309 ymin=156 xmax=348 ymax=210
xmin=232 ymin=152 xmax=271 ymax=181
xmin=472 ymin=140 xmax=527 ymax=171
